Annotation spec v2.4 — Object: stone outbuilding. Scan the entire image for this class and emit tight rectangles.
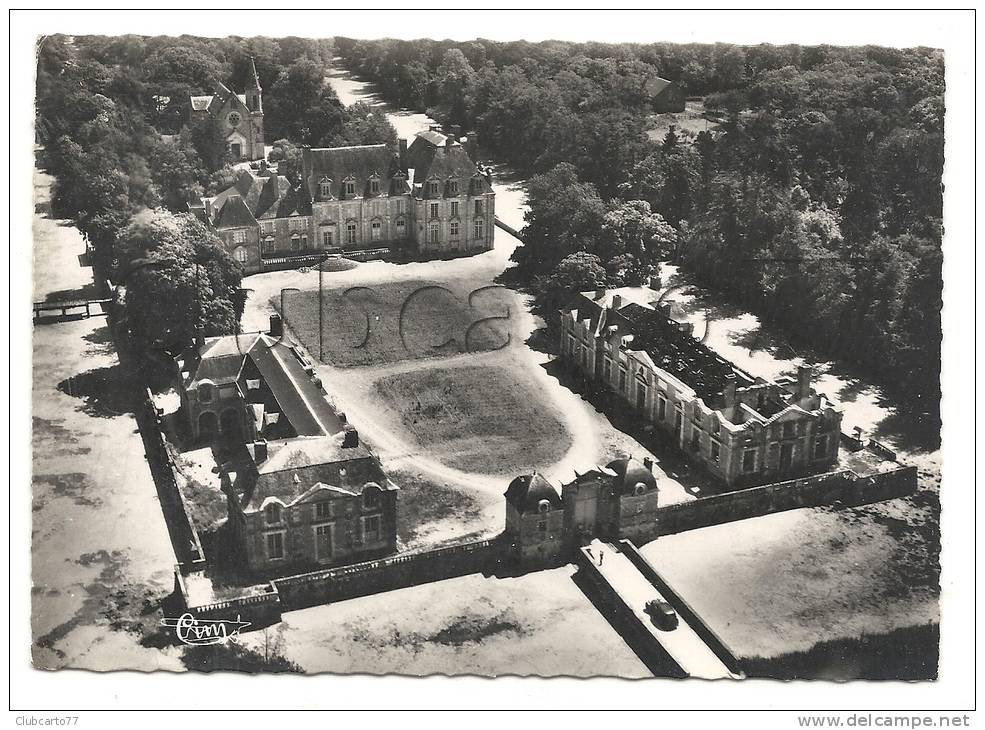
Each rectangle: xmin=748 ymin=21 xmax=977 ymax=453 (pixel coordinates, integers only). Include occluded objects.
xmin=504 ymin=456 xmax=662 ymax=568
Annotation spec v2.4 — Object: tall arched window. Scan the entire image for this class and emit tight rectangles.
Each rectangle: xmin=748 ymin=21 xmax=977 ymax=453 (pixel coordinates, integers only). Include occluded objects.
xmin=233 ymin=246 xmax=248 ymax=264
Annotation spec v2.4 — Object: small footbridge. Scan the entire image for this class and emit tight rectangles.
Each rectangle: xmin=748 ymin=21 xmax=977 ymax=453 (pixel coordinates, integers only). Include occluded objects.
xmin=33 ymin=297 xmax=111 ymax=323
xmin=494 ymin=217 xmax=524 ymax=242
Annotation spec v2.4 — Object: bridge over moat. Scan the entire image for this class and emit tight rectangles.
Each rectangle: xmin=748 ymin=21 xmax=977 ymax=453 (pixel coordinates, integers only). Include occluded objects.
xmin=578 ymin=539 xmax=743 ymax=679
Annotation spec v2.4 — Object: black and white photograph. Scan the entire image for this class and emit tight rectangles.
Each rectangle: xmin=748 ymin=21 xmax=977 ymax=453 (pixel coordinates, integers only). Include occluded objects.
xmin=9 ymin=7 xmax=977 ymax=721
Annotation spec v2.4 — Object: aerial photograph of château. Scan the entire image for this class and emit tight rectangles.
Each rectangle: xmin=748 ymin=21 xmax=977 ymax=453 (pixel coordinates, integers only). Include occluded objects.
xmin=25 ymin=13 xmax=954 ymax=705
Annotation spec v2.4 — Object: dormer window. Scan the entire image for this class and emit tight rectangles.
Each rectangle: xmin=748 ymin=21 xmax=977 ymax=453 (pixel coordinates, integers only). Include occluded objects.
xmin=363 ymin=486 xmax=381 ymax=511
xmin=428 ymin=181 xmax=440 ymax=197
xmin=319 ymin=179 xmax=332 ymax=199
xmin=198 ymin=383 xmax=213 ymax=403
xmin=369 ymin=179 xmax=380 ymax=195
xmin=345 ymin=181 xmax=356 ymax=197
xmin=537 ymin=499 xmax=551 ymax=514
xmin=447 ymin=180 xmax=459 ymax=196
xmin=264 ymin=503 xmax=282 ymax=525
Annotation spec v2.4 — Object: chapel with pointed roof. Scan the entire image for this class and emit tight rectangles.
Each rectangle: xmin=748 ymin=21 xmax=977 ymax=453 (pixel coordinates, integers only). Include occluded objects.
xmin=189 ymin=57 xmax=265 ymax=162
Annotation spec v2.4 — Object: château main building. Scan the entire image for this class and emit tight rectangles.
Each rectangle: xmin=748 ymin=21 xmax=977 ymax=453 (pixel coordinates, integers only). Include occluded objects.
xmin=190 ymin=127 xmax=496 ymax=273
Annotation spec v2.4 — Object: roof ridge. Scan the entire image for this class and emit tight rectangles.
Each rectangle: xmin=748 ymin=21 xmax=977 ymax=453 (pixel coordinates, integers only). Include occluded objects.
xmin=309 ymin=143 xmax=388 ymax=152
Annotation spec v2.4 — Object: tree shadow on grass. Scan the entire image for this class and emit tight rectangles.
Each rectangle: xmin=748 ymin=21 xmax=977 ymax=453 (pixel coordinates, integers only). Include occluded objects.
xmin=524 ymin=325 xmax=556 ymax=356
xmin=43 ymin=282 xmax=102 ymax=304
xmin=58 ymin=364 xmax=138 ymax=418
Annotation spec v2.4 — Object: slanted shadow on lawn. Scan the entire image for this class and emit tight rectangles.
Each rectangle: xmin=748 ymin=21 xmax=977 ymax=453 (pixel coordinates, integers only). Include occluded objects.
xmin=58 ymin=364 xmax=138 ymax=419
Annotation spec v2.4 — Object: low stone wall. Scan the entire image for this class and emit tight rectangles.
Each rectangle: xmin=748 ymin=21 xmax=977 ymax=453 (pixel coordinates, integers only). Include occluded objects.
xmin=273 ymin=536 xmax=507 ymax=611
xmin=174 ymin=570 xmax=282 ymax=629
xmin=654 ymin=465 xmax=917 ymax=537
xmin=140 ymin=388 xmax=206 ymax=572
xmin=867 ymin=438 xmax=898 ymax=462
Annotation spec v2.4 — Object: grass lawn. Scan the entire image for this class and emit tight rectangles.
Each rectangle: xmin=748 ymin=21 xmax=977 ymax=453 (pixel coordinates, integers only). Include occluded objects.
xmin=388 ymin=468 xmax=490 ymax=547
xmin=276 ymin=279 xmax=515 ymax=367
xmin=374 ymin=364 xmax=572 ymax=475
xmin=171 ymin=447 xmax=228 ymax=535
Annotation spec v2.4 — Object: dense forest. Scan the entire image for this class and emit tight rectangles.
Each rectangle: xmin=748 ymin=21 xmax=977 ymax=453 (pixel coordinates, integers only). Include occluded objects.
xmin=35 ymin=33 xmax=396 ymax=366
xmin=337 ymin=37 xmax=944 ymax=423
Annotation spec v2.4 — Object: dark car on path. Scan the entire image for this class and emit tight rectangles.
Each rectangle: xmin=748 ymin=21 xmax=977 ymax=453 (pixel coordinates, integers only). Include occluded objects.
xmin=644 ymin=598 xmax=678 ymax=631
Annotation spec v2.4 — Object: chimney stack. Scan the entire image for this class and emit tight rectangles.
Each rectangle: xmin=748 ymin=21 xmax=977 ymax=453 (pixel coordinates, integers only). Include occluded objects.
xmin=642 ymin=456 xmax=654 ymax=472
xmin=723 ymin=373 xmax=737 ymax=406
xmin=342 ymin=426 xmax=359 ymax=449
xmin=611 ymin=294 xmax=623 ymax=310
xmin=796 ymin=365 xmax=813 ymax=399
xmin=398 ymin=138 xmax=408 ymax=170
xmin=252 ymin=439 xmax=268 ymax=463
xmin=269 ymin=314 xmax=283 ymax=338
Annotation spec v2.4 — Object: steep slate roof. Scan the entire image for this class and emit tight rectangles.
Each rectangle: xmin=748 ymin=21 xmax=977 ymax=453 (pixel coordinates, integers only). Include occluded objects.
xmin=203 ymin=171 xmax=305 ymax=226
xmin=212 ymin=194 xmax=257 ymax=229
xmin=189 ymin=77 xmax=253 ymax=119
xmin=185 ymin=334 xmax=342 ymax=438
xmin=605 ymin=457 xmax=657 ymax=495
xmin=246 ymin=337 xmax=342 ymax=437
xmin=189 ymin=334 xmax=262 ymax=385
xmin=244 ymin=436 xmax=389 ymax=510
xmin=644 ymin=76 xmax=674 ymax=96
xmin=302 ymin=144 xmax=400 ymax=200
xmin=505 ymin=473 xmax=562 ymax=514
xmin=410 ymin=140 xmax=479 ymax=187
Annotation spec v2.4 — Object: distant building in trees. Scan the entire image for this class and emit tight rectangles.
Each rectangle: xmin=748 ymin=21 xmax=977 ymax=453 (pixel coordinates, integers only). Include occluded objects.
xmin=559 ymin=287 xmax=843 ymax=487
xmin=188 ymin=57 xmax=265 ymax=162
xmin=190 ymin=126 xmax=496 ymax=273
xmin=645 ymin=76 xmax=687 ymax=113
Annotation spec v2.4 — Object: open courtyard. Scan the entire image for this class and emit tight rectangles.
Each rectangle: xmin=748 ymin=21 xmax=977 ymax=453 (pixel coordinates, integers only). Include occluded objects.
xmin=374 ymin=363 xmax=572 ymax=475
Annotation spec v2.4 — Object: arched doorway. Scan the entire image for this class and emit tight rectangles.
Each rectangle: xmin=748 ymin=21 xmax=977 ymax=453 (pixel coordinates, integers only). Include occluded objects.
xmin=198 ymin=411 xmax=218 ymax=440
xmin=220 ymin=408 xmax=242 ymax=440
